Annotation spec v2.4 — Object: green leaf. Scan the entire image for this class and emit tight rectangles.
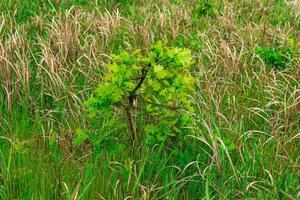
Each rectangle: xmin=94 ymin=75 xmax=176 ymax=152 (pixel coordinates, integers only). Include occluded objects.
xmin=154 ymin=64 xmax=163 ymax=73
xmin=156 ymin=69 xmax=168 ymax=79
xmin=49 ymin=132 xmax=57 ymax=146
xmin=108 ymin=63 xmax=119 ymax=72
xmin=72 ymin=129 xmax=88 ymax=146
xmin=145 ymin=125 xmax=157 ymax=134
xmin=152 ymin=81 xmax=161 ymax=91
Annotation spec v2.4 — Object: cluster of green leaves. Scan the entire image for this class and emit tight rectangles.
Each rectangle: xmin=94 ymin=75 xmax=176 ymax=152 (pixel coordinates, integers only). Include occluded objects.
xmin=77 ymin=42 xmax=195 ymax=149
xmin=86 ymin=49 xmax=146 ymax=116
xmin=196 ymin=0 xmax=220 ymax=17
xmin=255 ymin=46 xmax=292 ymax=69
xmin=141 ymin=43 xmax=195 ymax=144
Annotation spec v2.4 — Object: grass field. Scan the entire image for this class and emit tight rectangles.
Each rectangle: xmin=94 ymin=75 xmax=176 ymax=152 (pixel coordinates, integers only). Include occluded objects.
xmin=0 ymin=0 xmax=299 ymax=199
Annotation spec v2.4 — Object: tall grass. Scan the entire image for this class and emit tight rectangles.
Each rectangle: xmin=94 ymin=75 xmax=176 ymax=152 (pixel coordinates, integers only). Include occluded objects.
xmin=0 ymin=0 xmax=299 ymax=199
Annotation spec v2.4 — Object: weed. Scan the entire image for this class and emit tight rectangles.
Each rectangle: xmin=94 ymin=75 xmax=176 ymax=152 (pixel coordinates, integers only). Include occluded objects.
xmin=255 ymin=46 xmax=292 ymax=69
xmin=196 ymin=0 xmax=221 ymax=17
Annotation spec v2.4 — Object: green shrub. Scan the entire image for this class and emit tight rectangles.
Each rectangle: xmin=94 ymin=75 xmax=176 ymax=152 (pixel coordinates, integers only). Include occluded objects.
xmin=254 ymin=46 xmax=292 ymax=69
xmin=74 ymin=42 xmax=195 ymax=150
xmin=196 ymin=0 xmax=219 ymax=17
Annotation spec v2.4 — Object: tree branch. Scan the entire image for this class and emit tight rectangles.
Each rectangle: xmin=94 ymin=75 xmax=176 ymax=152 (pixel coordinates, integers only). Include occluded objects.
xmin=126 ymin=62 xmax=151 ymax=144
xmin=129 ymin=63 xmax=151 ymax=102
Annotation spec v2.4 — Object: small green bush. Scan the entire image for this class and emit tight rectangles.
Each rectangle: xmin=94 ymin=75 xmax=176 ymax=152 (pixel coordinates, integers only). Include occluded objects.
xmin=196 ymin=0 xmax=219 ymax=17
xmin=255 ymin=46 xmax=292 ymax=69
xmin=74 ymin=42 xmax=195 ymax=150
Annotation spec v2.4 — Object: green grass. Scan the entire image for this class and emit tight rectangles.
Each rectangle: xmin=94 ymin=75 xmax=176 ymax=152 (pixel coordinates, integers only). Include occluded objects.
xmin=0 ymin=0 xmax=299 ymax=199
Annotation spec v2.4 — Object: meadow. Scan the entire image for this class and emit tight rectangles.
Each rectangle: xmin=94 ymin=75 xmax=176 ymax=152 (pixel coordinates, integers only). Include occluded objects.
xmin=0 ymin=0 xmax=299 ymax=199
